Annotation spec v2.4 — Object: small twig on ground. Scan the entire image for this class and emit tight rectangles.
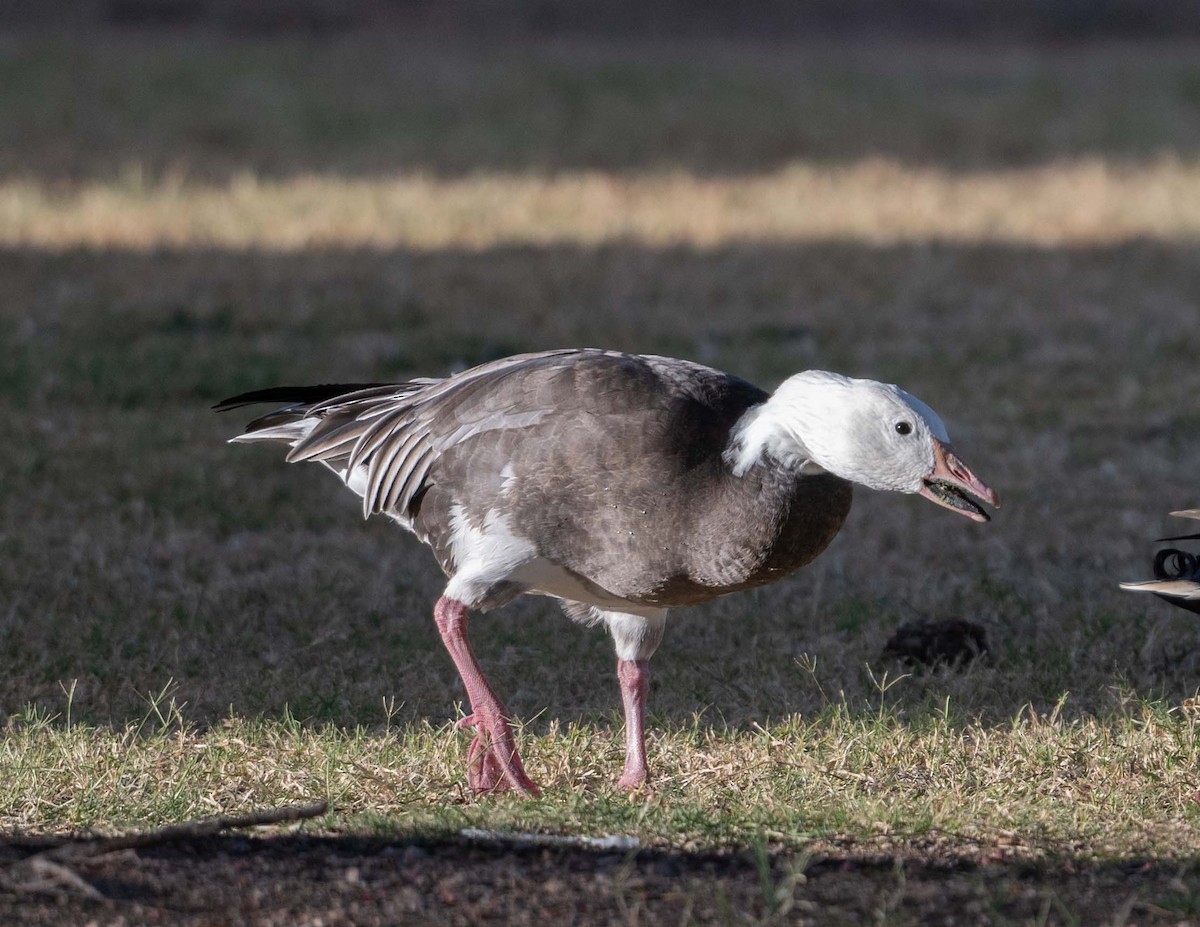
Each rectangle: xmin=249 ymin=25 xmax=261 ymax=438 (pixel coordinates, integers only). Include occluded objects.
xmin=0 ymin=800 xmax=328 ymax=900
xmin=13 ymin=857 xmax=106 ymax=900
xmin=37 ymin=800 xmax=330 ymax=863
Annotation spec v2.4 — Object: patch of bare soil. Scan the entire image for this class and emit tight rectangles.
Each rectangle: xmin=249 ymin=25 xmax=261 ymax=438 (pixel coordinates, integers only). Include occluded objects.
xmin=0 ymin=834 xmax=1195 ymax=926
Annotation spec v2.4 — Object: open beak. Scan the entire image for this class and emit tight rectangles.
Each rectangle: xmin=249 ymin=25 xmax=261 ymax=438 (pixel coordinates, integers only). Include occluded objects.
xmin=917 ymin=438 xmax=999 ymax=523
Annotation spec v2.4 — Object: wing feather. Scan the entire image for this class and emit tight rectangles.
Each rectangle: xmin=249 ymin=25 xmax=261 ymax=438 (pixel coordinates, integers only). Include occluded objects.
xmin=348 ymin=409 xmax=414 ymax=475
xmin=306 ymin=383 xmax=427 ymax=416
xmin=286 ymin=415 xmax=371 ymax=463
xmin=366 ymin=429 xmax=427 ymax=516
xmin=386 ymin=441 xmax=436 ymax=516
xmin=222 ymin=348 xmax=751 ymax=529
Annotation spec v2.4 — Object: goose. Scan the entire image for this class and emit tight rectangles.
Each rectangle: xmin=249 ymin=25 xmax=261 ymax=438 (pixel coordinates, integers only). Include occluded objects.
xmin=1120 ymin=510 xmax=1200 ymax=614
xmin=215 ymin=348 xmax=998 ymax=795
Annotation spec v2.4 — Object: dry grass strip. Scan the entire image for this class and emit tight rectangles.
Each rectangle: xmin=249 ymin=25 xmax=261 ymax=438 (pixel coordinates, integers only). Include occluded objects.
xmin=1 ymin=158 xmax=1198 ymax=250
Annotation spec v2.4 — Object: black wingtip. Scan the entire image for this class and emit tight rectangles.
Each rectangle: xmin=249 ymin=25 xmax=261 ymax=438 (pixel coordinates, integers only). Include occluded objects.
xmin=212 ymin=383 xmax=389 ymax=413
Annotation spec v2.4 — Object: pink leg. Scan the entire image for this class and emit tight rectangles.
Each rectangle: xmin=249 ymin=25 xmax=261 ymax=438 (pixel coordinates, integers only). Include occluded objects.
xmin=433 ymin=596 xmax=540 ymax=796
xmin=616 ymin=658 xmax=651 ymax=791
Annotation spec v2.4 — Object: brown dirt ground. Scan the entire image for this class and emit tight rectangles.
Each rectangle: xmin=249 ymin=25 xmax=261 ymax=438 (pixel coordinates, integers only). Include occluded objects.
xmin=1 ymin=835 xmax=1197 ymax=926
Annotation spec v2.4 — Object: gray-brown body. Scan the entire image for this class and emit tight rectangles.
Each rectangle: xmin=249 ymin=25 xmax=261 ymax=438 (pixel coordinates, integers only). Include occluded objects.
xmin=222 ymin=350 xmax=854 ymax=614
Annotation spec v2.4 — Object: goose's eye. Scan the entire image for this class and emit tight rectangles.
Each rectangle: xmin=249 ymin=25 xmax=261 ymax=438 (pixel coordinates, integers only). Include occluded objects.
xmin=895 ymin=421 xmax=913 ymax=436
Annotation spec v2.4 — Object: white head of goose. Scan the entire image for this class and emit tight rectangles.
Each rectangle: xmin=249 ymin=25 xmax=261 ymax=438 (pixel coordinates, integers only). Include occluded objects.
xmin=216 ymin=349 xmax=998 ymax=795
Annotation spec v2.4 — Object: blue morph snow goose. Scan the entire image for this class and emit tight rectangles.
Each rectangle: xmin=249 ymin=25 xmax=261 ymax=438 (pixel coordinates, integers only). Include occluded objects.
xmin=216 ymin=349 xmax=998 ymax=795
xmin=1120 ymin=510 xmax=1200 ymax=614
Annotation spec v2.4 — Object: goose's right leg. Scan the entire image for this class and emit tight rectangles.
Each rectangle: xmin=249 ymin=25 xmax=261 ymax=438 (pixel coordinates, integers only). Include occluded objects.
xmin=433 ymin=596 xmax=540 ymax=796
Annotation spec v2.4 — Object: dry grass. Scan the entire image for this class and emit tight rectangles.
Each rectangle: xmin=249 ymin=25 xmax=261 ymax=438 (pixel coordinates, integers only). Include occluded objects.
xmin=5 ymin=698 xmax=1198 ymax=860
xmin=3 ymin=159 xmax=1200 ymax=249
xmin=1 ymin=31 xmax=1199 ymax=868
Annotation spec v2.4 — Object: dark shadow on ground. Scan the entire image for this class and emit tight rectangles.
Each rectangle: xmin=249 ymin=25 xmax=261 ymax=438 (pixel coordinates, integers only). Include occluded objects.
xmin=1 ymin=240 xmax=1199 ymax=730
xmin=1 ymin=832 xmax=1197 ymax=926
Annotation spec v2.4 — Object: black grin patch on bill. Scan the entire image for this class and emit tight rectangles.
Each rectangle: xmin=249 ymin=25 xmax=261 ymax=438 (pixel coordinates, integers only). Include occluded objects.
xmin=924 ymin=478 xmax=990 ymax=521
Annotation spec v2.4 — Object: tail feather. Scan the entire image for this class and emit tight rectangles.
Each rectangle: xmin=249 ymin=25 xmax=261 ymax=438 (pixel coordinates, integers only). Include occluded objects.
xmin=216 ymin=383 xmax=394 ymax=443
xmin=216 ymin=381 xmax=439 ymax=518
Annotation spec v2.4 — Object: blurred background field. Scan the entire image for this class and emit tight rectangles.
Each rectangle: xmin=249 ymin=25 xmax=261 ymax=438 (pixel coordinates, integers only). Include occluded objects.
xmin=0 ymin=4 xmax=1199 ymax=857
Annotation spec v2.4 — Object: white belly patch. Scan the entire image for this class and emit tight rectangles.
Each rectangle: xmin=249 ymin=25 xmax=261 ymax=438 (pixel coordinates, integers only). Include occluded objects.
xmin=441 ymin=504 xmax=661 ymax=617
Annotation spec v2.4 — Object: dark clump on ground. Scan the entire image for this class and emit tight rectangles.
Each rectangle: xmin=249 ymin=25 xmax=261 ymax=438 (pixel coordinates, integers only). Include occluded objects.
xmin=883 ymin=618 xmax=991 ymax=670
xmin=0 ymin=835 xmax=1195 ymax=926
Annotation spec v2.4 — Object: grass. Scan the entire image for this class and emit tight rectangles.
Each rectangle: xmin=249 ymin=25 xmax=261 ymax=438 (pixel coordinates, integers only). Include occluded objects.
xmin=3 ymin=159 xmax=1200 ymax=249
xmin=2 ymin=35 xmax=1199 ymax=179
xmin=0 ymin=29 xmax=1199 ymax=875
xmin=5 ymin=693 xmax=1198 ymax=860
